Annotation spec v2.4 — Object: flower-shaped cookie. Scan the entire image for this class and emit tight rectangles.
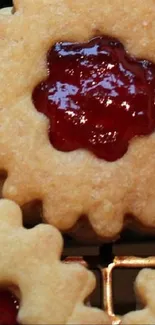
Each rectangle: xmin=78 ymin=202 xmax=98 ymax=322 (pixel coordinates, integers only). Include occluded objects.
xmin=0 ymin=199 xmax=110 ymax=324
xmin=122 ymin=268 xmax=155 ymax=324
xmin=1 ymin=0 xmax=155 ymax=238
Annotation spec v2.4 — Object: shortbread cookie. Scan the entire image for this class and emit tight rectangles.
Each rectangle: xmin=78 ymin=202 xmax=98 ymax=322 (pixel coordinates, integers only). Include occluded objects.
xmin=0 ymin=199 xmax=110 ymax=324
xmin=122 ymin=268 xmax=155 ymax=324
xmin=0 ymin=7 xmax=12 ymax=14
xmin=1 ymin=0 xmax=155 ymax=238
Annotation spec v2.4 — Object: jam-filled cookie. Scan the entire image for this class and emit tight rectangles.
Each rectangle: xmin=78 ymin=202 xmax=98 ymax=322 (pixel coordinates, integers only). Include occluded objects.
xmin=1 ymin=0 xmax=155 ymax=238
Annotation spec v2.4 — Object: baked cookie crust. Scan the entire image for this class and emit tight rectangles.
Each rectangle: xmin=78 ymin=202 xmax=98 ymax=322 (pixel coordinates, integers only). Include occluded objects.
xmin=1 ymin=0 xmax=155 ymax=238
xmin=122 ymin=268 xmax=155 ymax=324
xmin=0 ymin=199 xmax=110 ymax=324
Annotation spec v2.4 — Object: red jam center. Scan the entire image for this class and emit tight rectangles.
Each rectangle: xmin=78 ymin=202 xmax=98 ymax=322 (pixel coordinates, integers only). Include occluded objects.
xmin=0 ymin=291 xmax=19 ymax=325
xmin=33 ymin=36 xmax=155 ymax=161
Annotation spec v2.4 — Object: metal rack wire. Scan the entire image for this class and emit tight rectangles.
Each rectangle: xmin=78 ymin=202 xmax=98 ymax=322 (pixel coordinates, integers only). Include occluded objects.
xmin=63 ymin=233 xmax=155 ymax=324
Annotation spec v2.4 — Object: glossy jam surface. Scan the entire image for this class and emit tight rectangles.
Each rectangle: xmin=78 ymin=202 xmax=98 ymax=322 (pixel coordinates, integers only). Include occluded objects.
xmin=0 ymin=291 xmax=19 ymax=325
xmin=33 ymin=37 xmax=155 ymax=161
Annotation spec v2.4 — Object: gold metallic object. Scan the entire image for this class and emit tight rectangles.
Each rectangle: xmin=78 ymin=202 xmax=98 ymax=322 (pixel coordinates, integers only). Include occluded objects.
xmin=63 ymin=255 xmax=155 ymax=324
xmin=102 ymin=256 xmax=155 ymax=324
xmin=63 ymin=256 xmax=88 ymax=268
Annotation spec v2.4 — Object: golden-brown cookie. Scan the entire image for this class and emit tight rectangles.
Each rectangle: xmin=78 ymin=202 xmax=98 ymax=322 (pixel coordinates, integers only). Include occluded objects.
xmin=0 ymin=199 xmax=110 ymax=324
xmin=1 ymin=0 xmax=155 ymax=238
xmin=122 ymin=268 xmax=155 ymax=324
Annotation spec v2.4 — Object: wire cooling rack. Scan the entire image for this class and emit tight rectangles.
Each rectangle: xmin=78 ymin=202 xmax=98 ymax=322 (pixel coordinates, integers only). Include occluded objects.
xmin=63 ymin=236 xmax=155 ymax=324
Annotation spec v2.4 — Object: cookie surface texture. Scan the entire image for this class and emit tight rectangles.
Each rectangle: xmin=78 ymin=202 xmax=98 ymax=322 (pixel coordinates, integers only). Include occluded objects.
xmin=122 ymin=268 xmax=155 ymax=324
xmin=0 ymin=199 xmax=110 ymax=324
xmin=1 ymin=0 xmax=155 ymax=238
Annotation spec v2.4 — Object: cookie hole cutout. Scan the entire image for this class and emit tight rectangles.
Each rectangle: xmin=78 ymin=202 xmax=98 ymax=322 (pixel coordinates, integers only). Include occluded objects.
xmin=0 ymin=286 xmax=20 ymax=325
xmin=0 ymin=170 xmax=8 ymax=199
xmin=22 ymin=200 xmax=43 ymax=229
xmin=33 ymin=36 xmax=155 ymax=162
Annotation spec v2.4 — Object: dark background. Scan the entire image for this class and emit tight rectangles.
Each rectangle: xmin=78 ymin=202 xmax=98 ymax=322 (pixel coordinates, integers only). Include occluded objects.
xmin=0 ymin=0 xmax=13 ymax=8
